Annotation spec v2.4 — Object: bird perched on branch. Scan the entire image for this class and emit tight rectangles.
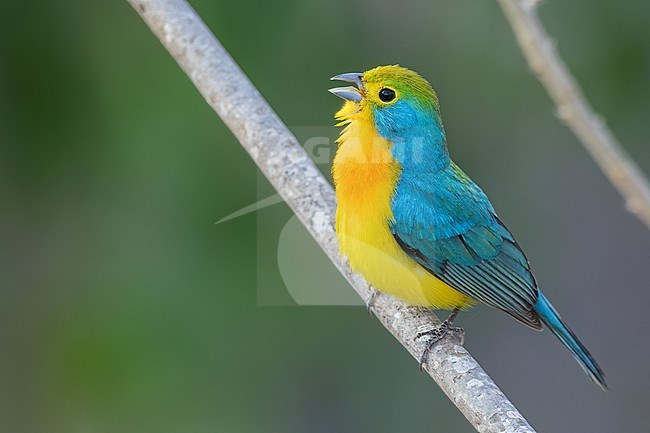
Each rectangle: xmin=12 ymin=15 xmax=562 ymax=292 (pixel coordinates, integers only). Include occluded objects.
xmin=329 ymin=65 xmax=606 ymax=390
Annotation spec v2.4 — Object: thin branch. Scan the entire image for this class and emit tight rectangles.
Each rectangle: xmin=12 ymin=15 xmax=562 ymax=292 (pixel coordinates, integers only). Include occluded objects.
xmin=497 ymin=0 xmax=650 ymax=228
xmin=127 ymin=0 xmax=536 ymax=431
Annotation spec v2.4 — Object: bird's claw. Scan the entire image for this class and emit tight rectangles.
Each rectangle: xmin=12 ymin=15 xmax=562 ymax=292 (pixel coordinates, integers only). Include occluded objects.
xmin=366 ymin=288 xmax=380 ymax=317
xmin=414 ymin=308 xmax=463 ymax=370
xmin=450 ymin=326 xmax=465 ymax=345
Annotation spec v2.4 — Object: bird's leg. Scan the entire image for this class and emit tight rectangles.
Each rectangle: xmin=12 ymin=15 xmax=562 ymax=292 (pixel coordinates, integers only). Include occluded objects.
xmin=414 ymin=308 xmax=463 ymax=370
xmin=366 ymin=288 xmax=380 ymax=317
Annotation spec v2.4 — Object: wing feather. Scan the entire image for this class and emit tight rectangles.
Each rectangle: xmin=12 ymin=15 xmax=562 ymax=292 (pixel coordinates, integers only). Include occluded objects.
xmin=390 ymin=163 xmax=541 ymax=329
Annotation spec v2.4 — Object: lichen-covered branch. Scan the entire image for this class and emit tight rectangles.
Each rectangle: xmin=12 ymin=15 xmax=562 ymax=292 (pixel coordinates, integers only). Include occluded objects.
xmin=126 ymin=1 xmax=536 ymax=432
xmin=497 ymin=0 xmax=650 ymax=229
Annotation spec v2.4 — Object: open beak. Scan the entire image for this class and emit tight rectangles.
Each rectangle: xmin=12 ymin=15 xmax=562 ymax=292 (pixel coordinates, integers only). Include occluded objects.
xmin=329 ymin=72 xmax=364 ymax=102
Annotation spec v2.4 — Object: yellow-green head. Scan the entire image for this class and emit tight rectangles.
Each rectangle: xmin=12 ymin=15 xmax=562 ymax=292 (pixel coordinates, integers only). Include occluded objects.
xmin=329 ymin=65 xmax=441 ymax=122
xmin=330 ymin=65 xmax=448 ymax=171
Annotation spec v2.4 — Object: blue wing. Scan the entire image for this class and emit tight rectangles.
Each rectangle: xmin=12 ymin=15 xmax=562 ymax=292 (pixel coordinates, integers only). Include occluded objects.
xmin=390 ymin=163 xmax=541 ymax=329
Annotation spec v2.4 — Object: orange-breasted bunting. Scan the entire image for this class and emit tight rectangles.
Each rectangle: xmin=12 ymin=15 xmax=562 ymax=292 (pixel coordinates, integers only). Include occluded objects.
xmin=329 ymin=65 xmax=606 ymax=390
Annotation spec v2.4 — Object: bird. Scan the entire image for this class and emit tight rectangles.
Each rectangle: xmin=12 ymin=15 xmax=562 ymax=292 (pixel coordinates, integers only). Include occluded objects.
xmin=328 ymin=65 xmax=606 ymax=390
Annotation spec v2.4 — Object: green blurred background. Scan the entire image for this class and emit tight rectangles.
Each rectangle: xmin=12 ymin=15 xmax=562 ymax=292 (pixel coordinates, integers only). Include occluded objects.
xmin=1 ymin=0 xmax=649 ymax=432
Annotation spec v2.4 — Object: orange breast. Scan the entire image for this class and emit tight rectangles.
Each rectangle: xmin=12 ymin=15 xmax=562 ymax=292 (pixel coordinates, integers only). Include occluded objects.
xmin=332 ymin=104 xmax=472 ymax=310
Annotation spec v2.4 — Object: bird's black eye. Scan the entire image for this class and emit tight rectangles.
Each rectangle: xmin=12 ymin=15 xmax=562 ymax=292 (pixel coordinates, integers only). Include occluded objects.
xmin=378 ymin=88 xmax=396 ymax=102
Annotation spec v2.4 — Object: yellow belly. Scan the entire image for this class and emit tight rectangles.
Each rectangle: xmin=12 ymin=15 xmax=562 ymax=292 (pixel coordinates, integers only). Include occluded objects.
xmin=332 ymin=102 xmax=472 ymax=310
xmin=336 ymin=202 xmax=472 ymax=310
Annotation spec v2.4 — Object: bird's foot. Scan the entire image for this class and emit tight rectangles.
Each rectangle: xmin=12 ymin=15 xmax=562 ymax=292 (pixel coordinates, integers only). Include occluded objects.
xmin=414 ymin=308 xmax=463 ymax=370
xmin=366 ymin=288 xmax=380 ymax=317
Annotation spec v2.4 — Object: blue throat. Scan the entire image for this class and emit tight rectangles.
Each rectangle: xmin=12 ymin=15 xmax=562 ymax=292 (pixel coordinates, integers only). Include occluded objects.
xmin=372 ymin=98 xmax=450 ymax=173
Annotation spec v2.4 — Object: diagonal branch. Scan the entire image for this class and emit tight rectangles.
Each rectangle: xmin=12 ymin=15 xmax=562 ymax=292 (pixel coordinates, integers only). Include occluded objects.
xmin=127 ymin=0 xmax=536 ymax=431
xmin=498 ymin=0 xmax=650 ymax=229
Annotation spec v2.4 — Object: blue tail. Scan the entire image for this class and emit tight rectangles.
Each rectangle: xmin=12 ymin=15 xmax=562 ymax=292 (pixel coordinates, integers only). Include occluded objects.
xmin=534 ymin=292 xmax=607 ymax=390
